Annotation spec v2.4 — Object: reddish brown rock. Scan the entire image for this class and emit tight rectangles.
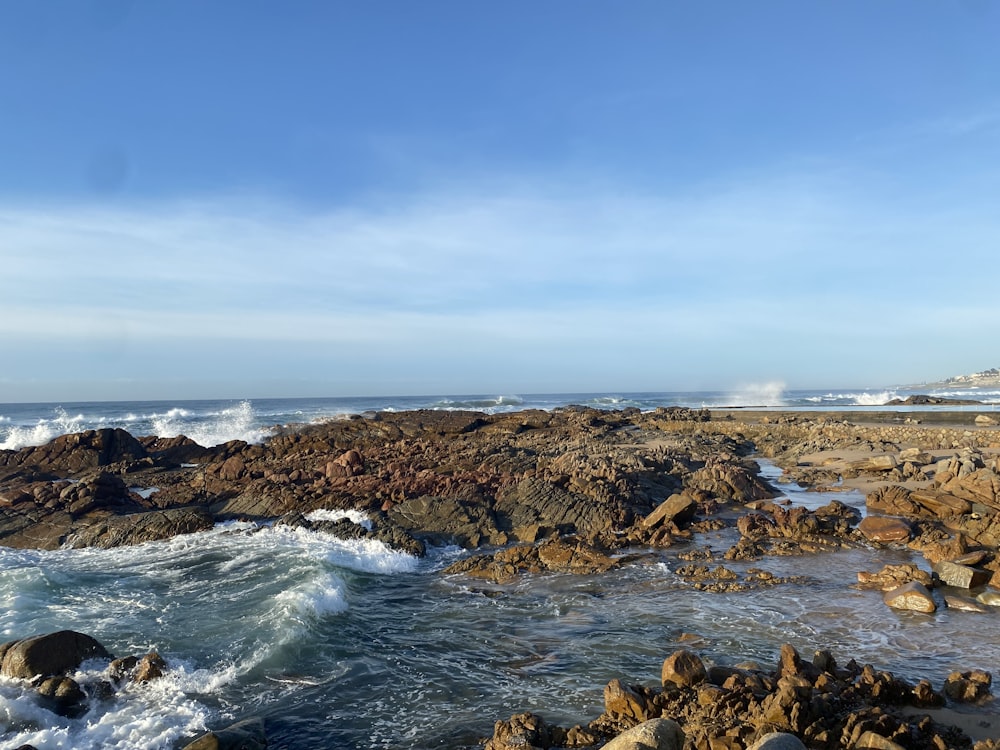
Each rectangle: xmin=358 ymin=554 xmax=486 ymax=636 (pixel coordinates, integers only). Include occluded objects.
xmin=858 ymin=516 xmax=913 ymax=544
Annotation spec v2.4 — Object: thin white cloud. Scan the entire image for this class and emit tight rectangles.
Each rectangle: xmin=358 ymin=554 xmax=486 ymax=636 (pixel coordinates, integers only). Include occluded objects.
xmin=2 ymin=162 xmax=998 ymax=397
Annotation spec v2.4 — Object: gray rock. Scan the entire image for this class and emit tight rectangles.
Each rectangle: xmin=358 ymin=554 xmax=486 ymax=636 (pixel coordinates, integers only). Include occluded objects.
xmin=933 ymin=560 xmax=991 ymax=589
xmin=748 ymin=732 xmax=807 ymax=750
xmin=855 ymin=731 xmax=905 ymax=749
xmin=600 ymin=719 xmax=684 ymax=750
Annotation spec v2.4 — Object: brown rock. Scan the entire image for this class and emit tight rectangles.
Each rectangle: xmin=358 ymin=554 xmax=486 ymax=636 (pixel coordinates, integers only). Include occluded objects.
xmin=0 ymin=630 xmax=111 ymax=679
xmin=943 ymin=670 xmax=992 ymax=703
xmin=135 ymin=651 xmax=167 ymax=682
xmin=644 ymin=493 xmax=696 ymax=529
xmin=883 ymin=581 xmax=936 ymax=613
xmin=858 ymin=516 xmax=913 ymax=544
xmin=662 ymin=648 xmax=707 ymax=688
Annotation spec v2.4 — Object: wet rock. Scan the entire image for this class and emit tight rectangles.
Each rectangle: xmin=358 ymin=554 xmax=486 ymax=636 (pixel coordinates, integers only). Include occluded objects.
xmin=858 ymin=516 xmax=913 ymax=544
xmin=882 ymin=582 xmax=936 ymax=613
xmin=933 ymin=560 xmax=991 ymax=589
xmin=600 ymin=719 xmax=684 ymax=750
xmin=134 ymin=651 xmax=167 ymax=682
xmin=857 ymin=564 xmax=933 ymax=591
xmin=942 ymin=670 xmax=992 ymax=704
xmin=0 ymin=630 xmax=111 ymax=679
xmin=944 ymin=594 xmax=990 ymax=612
xmin=442 ymin=538 xmax=621 ymax=583
xmin=181 ymin=717 xmax=268 ymax=750
xmin=35 ymin=676 xmax=87 ymax=717
xmin=977 ymin=591 xmax=1000 ymax=606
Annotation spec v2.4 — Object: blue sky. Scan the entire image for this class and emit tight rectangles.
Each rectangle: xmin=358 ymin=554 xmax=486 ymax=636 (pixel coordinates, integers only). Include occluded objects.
xmin=2 ymin=1 xmax=999 ymax=401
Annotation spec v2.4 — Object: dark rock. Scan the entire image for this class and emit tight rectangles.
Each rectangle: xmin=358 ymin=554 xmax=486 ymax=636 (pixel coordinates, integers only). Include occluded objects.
xmin=36 ymin=675 xmax=87 ymax=717
xmin=0 ymin=630 xmax=111 ymax=679
xmin=66 ymin=507 xmax=215 ymax=549
xmin=942 ymin=670 xmax=992 ymax=703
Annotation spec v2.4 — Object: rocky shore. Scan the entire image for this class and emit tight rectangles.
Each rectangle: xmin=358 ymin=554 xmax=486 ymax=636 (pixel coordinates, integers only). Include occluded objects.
xmin=2 ymin=405 xmax=1000 ymax=748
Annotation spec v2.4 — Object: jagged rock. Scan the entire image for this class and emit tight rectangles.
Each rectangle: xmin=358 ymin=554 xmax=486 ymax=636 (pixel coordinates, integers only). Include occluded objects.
xmin=933 ymin=560 xmax=991 ymax=589
xmin=604 ymin=678 xmax=658 ymax=723
xmin=0 ymin=630 xmax=111 ymax=679
xmin=181 ymin=717 xmax=268 ymax=750
xmin=485 ymin=711 xmax=562 ymax=750
xmin=942 ymin=670 xmax=992 ymax=703
xmin=600 ymin=719 xmax=684 ymax=750
xmin=66 ymin=507 xmax=215 ymax=549
xmin=883 ymin=582 xmax=936 ymax=613
xmin=134 ymin=651 xmax=167 ymax=682
xmin=442 ymin=538 xmax=621 ymax=583
xmin=644 ymin=493 xmax=697 ymax=529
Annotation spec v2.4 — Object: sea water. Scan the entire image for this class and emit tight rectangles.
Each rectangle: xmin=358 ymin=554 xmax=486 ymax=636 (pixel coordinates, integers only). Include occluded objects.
xmin=2 ymin=392 xmax=1000 ymax=748
xmin=3 ymin=384 xmax=999 ymax=452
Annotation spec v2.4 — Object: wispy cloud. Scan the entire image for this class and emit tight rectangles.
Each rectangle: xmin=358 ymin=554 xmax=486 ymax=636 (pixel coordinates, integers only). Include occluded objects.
xmin=2 ymin=161 xmax=998 ymax=395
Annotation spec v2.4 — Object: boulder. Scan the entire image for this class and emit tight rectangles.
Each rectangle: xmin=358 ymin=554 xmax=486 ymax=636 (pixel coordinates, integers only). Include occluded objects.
xmin=748 ymin=733 xmax=807 ymax=750
xmin=134 ymin=651 xmax=167 ymax=682
xmin=600 ymin=719 xmax=684 ymax=750
xmin=933 ymin=560 xmax=991 ymax=589
xmin=661 ymin=649 xmax=707 ymax=688
xmin=181 ymin=717 xmax=268 ymax=750
xmin=604 ymin=678 xmax=657 ymax=723
xmin=854 ymin=731 xmax=905 ymax=749
xmin=857 ymin=516 xmax=912 ymax=544
xmin=0 ymin=631 xmax=111 ymax=679
xmin=883 ymin=582 xmax=936 ymax=613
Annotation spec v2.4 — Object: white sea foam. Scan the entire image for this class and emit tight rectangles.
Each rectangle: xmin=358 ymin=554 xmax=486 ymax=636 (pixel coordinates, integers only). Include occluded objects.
xmin=0 ymin=407 xmax=86 ymax=450
xmin=305 ymin=508 xmax=373 ymax=530
xmin=151 ymin=401 xmax=272 ymax=447
xmin=0 ymin=664 xmax=212 ymax=750
xmin=723 ymin=382 xmax=786 ymax=407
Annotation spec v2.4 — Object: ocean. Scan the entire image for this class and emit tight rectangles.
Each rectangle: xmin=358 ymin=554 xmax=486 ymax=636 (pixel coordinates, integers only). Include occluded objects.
xmin=2 ymin=386 xmax=999 ymax=749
